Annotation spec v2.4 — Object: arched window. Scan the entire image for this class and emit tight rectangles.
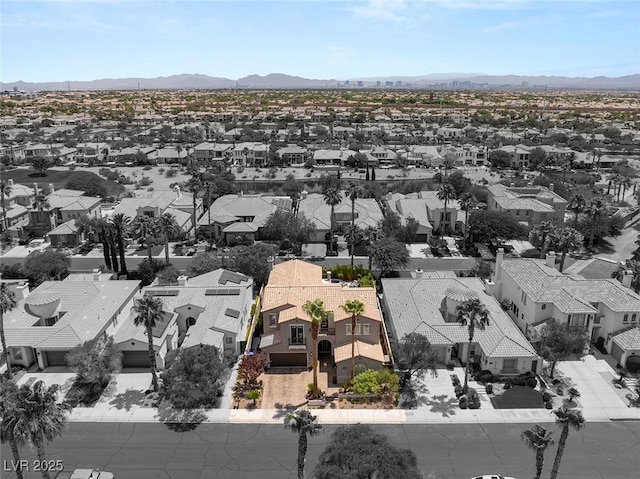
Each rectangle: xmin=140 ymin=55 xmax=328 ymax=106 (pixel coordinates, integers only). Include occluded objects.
xmin=354 ymin=363 xmax=367 ymax=376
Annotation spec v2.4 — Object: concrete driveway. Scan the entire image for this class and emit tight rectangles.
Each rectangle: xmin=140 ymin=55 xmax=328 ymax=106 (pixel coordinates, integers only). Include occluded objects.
xmin=260 ymin=367 xmax=313 ymax=410
xmin=95 ymin=370 xmax=154 ymax=411
xmin=16 ymin=366 xmax=77 ymax=403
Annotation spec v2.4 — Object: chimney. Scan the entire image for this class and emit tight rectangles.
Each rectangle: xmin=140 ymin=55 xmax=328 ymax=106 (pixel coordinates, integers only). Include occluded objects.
xmin=622 ymin=270 xmax=633 ymax=288
xmin=494 ymin=248 xmax=505 ymax=282
xmin=174 ymin=185 xmax=182 ymax=199
xmin=548 ymin=183 xmax=555 ymax=192
xmin=92 ymin=268 xmax=101 ymax=281
xmin=510 ymin=182 xmax=515 ymax=187
xmin=415 ymin=268 xmax=423 ymax=280
xmin=11 ymin=282 xmax=30 ymax=301
xmin=327 ymin=271 xmax=332 ymax=282
xmin=546 ymin=251 xmax=557 ymax=268
xmin=267 ymin=256 xmax=274 ymax=271
xmin=7 ymin=179 xmax=14 ymax=187
xmin=301 ymin=190 xmax=308 ymax=200
xmin=177 ymin=275 xmax=188 ymax=286
xmin=33 ymin=183 xmax=39 ymax=196
xmin=49 ymin=183 xmax=54 ymax=193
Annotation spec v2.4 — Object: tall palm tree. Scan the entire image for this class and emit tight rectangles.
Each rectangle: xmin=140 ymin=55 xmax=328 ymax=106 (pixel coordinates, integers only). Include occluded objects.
xmin=132 ymin=295 xmax=164 ymax=392
xmin=456 ymin=298 xmax=490 ymax=391
xmin=13 ymin=381 xmax=72 ymax=479
xmin=110 ymin=213 xmax=131 ymax=277
xmin=0 ymin=378 xmax=26 ymax=479
xmin=0 ymin=283 xmax=17 ymax=380
xmin=546 ymin=227 xmax=584 ymax=272
xmin=340 ymin=299 xmax=366 ymax=380
xmin=33 ymin=194 xmax=53 ymax=232
xmin=437 ymin=183 xmax=457 ymax=234
xmin=346 ymin=182 xmax=362 ymax=271
xmin=104 ymin=222 xmax=119 ymax=273
xmin=521 ymin=424 xmax=555 ymax=479
xmin=284 ymin=409 xmax=323 ymax=479
xmin=156 ymin=212 xmax=183 ymax=265
xmin=585 ymin=198 xmax=605 ymax=247
xmin=302 ymin=298 xmax=328 ymax=399
xmin=323 ymin=187 xmax=342 ymax=255
xmin=1 ymin=180 xmax=12 ymax=231
xmin=549 ymin=404 xmax=586 ymax=479
xmin=131 ymin=215 xmax=157 ymax=260
xmin=567 ymin=194 xmax=586 ymax=228
xmin=183 ymin=171 xmax=203 ymax=239
xmin=458 ymin=192 xmax=478 ymax=249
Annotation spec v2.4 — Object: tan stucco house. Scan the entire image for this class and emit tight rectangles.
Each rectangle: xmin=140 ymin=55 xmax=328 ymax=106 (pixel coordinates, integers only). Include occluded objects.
xmin=258 ymin=260 xmax=390 ymax=384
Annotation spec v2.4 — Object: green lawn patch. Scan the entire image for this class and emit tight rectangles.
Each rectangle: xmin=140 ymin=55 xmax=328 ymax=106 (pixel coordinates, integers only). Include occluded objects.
xmin=2 ymin=168 xmax=125 ymax=198
xmin=490 ymin=385 xmax=546 ymax=409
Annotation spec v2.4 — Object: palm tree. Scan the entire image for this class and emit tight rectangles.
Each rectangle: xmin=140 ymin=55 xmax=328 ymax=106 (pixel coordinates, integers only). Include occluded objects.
xmin=585 ymin=198 xmax=605 ymax=247
xmin=437 ymin=184 xmax=457 ymax=234
xmin=131 ymin=215 xmax=157 ymax=260
xmin=1 ymin=180 xmax=12 ymax=231
xmin=323 ymin=187 xmax=342 ymax=255
xmin=110 ymin=213 xmax=131 ymax=277
xmin=340 ymin=299 xmax=366 ymax=380
xmin=0 ymin=378 xmax=26 ymax=479
xmin=346 ymin=182 xmax=362 ymax=271
xmin=156 ymin=213 xmax=183 ymax=265
xmin=549 ymin=404 xmax=586 ymax=479
xmin=521 ymin=424 xmax=555 ymax=479
xmin=0 ymin=283 xmax=17 ymax=380
xmin=302 ymin=298 xmax=328 ymax=399
xmin=33 ymin=194 xmax=52 ymax=232
xmin=284 ymin=409 xmax=323 ymax=479
xmin=528 ymin=221 xmax=556 ymax=259
xmin=456 ymin=298 xmax=490 ymax=391
xmin=567 ymin=194 xmax=586 ymax=228
xmin=132 ymin=295 xmax=164 ymax=391
xmin=546 ymin=227 xmax=584 ymax=273
xmin=458 ymin=192 xmax=478 ymax=249
xmin=184 ymin=171 xmax=203 ymax=239
xmin=13 ymin=381 xmax=72 ymax=479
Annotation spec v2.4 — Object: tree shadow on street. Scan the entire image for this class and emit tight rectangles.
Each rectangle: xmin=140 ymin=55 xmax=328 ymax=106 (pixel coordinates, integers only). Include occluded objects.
xmin=109 ymin=389 xmax=146 ymax=411
xmin=156 ymin=401 xmax=207 ymax=432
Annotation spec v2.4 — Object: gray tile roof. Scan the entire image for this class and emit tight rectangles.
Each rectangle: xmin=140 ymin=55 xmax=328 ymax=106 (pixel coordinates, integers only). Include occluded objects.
xmin=382 ymin=277 xmax=537 ymax=358
xmin=501 ymin=259 xmax=640 ymax=313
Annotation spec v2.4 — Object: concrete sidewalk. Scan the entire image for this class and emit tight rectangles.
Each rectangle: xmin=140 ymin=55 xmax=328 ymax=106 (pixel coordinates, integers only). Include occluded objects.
xmin=25 ymin=356 xmax=640 ymax=425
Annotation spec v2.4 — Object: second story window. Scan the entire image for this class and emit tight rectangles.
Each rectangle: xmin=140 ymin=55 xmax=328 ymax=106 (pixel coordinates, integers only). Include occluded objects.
xmin=624 ymin=314 xmax=629 ymax=323
xmin=268 ymin=313 xmax=277 ymax=328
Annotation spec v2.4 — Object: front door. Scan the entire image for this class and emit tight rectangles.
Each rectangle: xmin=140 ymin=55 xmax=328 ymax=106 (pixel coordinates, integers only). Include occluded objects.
xmin=531 ymin=360 xmax=538 ymax=373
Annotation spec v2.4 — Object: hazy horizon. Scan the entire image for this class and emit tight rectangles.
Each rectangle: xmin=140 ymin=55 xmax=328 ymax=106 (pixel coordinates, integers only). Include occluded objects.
xmin=2 ymin=0 xmax=639 ymax=83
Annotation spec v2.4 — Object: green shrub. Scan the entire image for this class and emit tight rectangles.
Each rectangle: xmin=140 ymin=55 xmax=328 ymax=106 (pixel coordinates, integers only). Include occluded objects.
xmin=467 ymin=388 xmax=481 ymax=409
xmin=543 ymin=391 xmax=551 ymax=402
xmin=485 ymin=383 xmax=493 ymax=394
xmin=545 ymin=401 xmax=553 ymax=409
xmin=351 ymin=370 xmax=381 ymax=395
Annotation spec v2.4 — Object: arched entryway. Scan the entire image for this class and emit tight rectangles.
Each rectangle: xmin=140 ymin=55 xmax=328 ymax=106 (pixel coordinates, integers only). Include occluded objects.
xmin=318 ymin=340 xmax=332 ymax=354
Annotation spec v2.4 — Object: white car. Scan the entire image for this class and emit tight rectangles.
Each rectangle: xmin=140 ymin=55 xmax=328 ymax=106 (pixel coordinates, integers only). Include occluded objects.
xmin=70 ymin=469 xmax=114 ymax=479
xmin=471 ymin=475 xmax=515 ymax=479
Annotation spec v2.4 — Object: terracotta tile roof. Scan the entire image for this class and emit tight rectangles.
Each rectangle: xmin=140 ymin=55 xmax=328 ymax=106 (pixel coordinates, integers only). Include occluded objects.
xmin=266 ymin=259 xmax=323 ymax=287
xmin=334 ymin=340 xmax=385 ymax=363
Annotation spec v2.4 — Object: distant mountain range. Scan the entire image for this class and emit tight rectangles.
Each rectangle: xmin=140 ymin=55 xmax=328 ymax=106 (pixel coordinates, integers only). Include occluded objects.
xmin=2 ymin=72 xmax=639 ymax=91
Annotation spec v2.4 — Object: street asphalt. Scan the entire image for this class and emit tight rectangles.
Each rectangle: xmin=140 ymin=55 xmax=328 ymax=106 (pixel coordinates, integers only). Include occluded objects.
xmin=2 ymin=422 xmax=639 ymax=479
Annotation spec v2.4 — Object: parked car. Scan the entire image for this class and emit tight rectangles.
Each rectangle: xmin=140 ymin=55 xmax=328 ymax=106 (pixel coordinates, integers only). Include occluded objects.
xmin=471 ymin=475 xmax=516 ymax=479
xmin=69 ymin=469 xmax=114 ymax=479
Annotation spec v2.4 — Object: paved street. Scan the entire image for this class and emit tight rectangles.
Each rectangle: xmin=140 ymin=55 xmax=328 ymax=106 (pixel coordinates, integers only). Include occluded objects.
xmin=2 ymin=422 xmax=639 ymax=479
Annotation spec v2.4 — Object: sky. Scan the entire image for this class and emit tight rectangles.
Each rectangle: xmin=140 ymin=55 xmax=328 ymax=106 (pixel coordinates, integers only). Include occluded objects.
xmin=1 ymin=0 xmax=639 ymax=83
